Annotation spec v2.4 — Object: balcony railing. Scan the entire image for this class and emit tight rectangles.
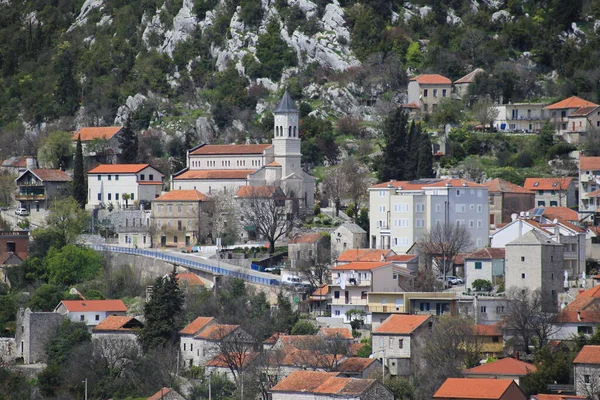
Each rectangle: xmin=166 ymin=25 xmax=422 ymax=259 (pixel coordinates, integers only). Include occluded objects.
xmin=368 ymin=305 xmax=405 ymax=313
xmin=18 ymin=181 xmax=43 ymax=186
xmin=332 ymin=278 xmax=371 ymax=287
xmin=15 ymin=194 xmax=46 ymax=200
xmin=331 ymin=298 xmax=368 ymax=306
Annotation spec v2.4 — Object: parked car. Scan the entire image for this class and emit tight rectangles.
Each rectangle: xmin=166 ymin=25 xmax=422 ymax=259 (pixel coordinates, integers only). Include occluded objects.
xmin=446 ymin=276 xmax=464 ymax=285
xmin=15 ymin=208 xmax=29 ymax=216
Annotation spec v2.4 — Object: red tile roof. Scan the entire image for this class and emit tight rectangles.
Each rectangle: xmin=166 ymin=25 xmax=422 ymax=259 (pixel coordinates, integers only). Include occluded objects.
xmin=310 ymin=285 xmax=328 ymax=298
xmin=454 ymin=68 xmax=485 ymax=84
xmin=434 ymin=378 xmax=521 ymax=399
xmin=205 ymin=352 xmax=256 ymax=368
xmin=266 ymin=161 xmax=281 ymax=167
xmin=277 ymin=349 xmax=343 ymax=367
xmin=73 ymin=126 xmax=122 ymax=141
xmin=319 ymin=327 xmax=353 ymax=340
xmin=574 ymin=345 xmax=600 ymax=364
xmin=544 ymin=96 xmax=598 ymax=110
xmin=371 ymin=178 xmax=484 ymax=189
xmin=569 ymin=106 xmax=599 ymax=117
xmin=176 ymin=273 xmax=204 ymax=287
xmin=402 ymin=102 xmax=420 ymax=109
xmin=530 ymin=206 xmax=578 ymax=222
xmin=92 ymin=316 xmax=142 ymax=332
xmin=180 ymin=317 xmax=215 ymax=335
xmin=337 ymin=249 xmax=395 ymax=262
xmin=174 ymin=169 xmax=254 ymax=180
xmin=270 ymin=371 xmax=376 ymax=395
xmin=88 ymin=164 xmax=151 ymax=174
xmin=532 ymin=395 xmax=587 ymax=400
xmin=331 ymin=261 xmax=392 ymax=271
xmin=147 ymin=388 xmax=175 ymax=400
xmin=58 ymin=300 xmax=127 ymax=313
xmin=557 ymin=296 xmax=600 ymax=323
xmin=482 ymin=178 xmax=533 ymax=194
xmin=195 ymin=324 xmax=238 ymax=340
xmin=574 ymin=285 xmax=600 ymax=298
xmin=190 ymin=144 xmax=272 ymax=155
xmin=27 ymin=169 xmax=72 ymax=182
xmin=335 ymin=357 xmax=377 ymax=373
xmin=386 ymin=254 xmax=418 ymax=262
xmin=235 ymin=185 xmax=278 ymax=198
xmin=473 ymin=324 xmax=502 ymax=337
xmin=463 ymin=357 xmax=536 ymax=376
xmin=522 ymin=177 xmax=573 ymax=191
xmin=580 ymin=156 xmax=600 ymax=171
xmin=374 ymin=315 xmax=431 ymax=335
xmin=290 ymin=232 xmax=323 ymax=244
xmin=1 ymin=156 xmax=33 ymax=168
xmin=276 ymin=335 xmax=319 ymax=349
xmin=410 ymin=74 xmax=452 ymax=85
xmin=466 ymin=248 xmax=505 ymax=260
xmin=154 ymin=190 xmax=209 ymax=202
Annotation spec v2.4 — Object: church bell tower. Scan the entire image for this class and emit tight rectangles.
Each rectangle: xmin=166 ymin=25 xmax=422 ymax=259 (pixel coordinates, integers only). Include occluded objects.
xmin=273 ymin=91 xmax=302 ymax=178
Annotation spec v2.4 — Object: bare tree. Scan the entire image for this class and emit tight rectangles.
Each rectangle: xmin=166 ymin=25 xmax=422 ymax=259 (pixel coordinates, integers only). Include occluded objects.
xmin=322 ymin=165 xmax=346 ymax=217
xmin=209 ymin=189 xmax=239 ymax=246
xmin=503 ymin=287 xmax=559 ymax=353
xmin=194 ymin=198 xmax=215 ymax=245
xmin=471 ymin=97 xmax=499 ymax=131
xmin=213 ymin=326 xmax=257 ymax=386
xmin=417 ymin=223 xmax=473 ymax=280
xmin=340 ymin=156 xmax=371 ymax=220
xmin=296 ymin=234 xmax=331 ymax=288
xmin=293 ymin=335 xmax=349 ymax=372
xmin=238 ymin=186 xmax=296 ymax=253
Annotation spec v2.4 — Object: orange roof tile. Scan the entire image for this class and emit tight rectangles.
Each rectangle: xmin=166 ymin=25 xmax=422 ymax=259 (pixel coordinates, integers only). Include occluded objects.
xmin=147 ymin=388 xmax=175 ymax=400
xmin=58 ymin=300 xmax=127 ymax=313
xmin=266 ymin=161 xmax=281 ymax=167
xmin=523 ymin=177 xmax=573 ymax=191
xmin=463 ymin=357 xmax=536 ymax=376
xmin=176 ymin=273 xmax=204 ymax=286
xmin=574 ymin=285 xmax=600 ymax=299
xmin=374 ymin=315 xmax=431 ymax=335
xmin=532 ymin=395 xmax=587 ymax=400
xmin=569 ymin=106 xmax=599 ymax=117
xmin=26 ymin=169 xmax=72 ymax=182
xmin=410 ymin=74 xmax=452 ymax=85
xmin=529 ymin=206 xmax=578 ymax=222
xmin=434 ymin=378 xmax=521 ymax=399
xmin=195 ymin=324 xmax=238 ymax=340
xmin=557 ymin=296 xmax=600 ymax=323
xmin=291 ymin=232 xmax=323 ymax=244
xmin=154 ymin=190 xmax=209 ymax=202
xmin=544 ymin=96 xmax=598 ymax=110
xmin=466 ymin=248 xmax=505 ymax=260
xmin=331 ymin=261 xmax=392 ymax=271
xmin=138 ymin=181 xmax=163 ymax=185
xmin=190 ymin=144 xmax=272 ymax=155
xmin=277 ymin=349 xmax=343 ymax=368
xmin=482 ymin=178 xmax=533 ymax=194
xmin=580 ymin=156 xmax=600 ymax=171
xmin=473 ymin=324 xmax=502 ymax=337
xmin=319 ymin=327 xmax=353 ymax=340
xmin=180 ymin=317 xmax=215 ymax=335
xmin=1 ymin=156 xmax=33 ymax=168
xmin=270 ymin=371 xmax=376 ymax=395
xmin=174 ymin=169 xmax=255 ymax=180
xmin=310 ymin=285 xmax=328 ymax=297
xmin=337 ymin=249 xmax=395 ymax=262
xmin=276 ymin=335 xmax=320 ymax=350
xmin=574 ymin=345 xmax=600 ymax=364
xmin=402 ymin=102 xmax=421 ymax=109
xmin=235 ymin=185 xmax=278 ymax=198
xmin=205 ymin=352 xmax=256 ymax=368
xmin=88 ymin=164 xmax=151 ymax=174
xmin=454 ymin=68 xmax=485 ymax=84
xmin=425 ymin=179 xmax=486 ymax=188
xmin=92 ymin=316 xmax=142 ymax=332
xmin=386 ymin=254 xmax=418 ymax=262
xmin=263 ymin=332 xmax=281 ymax=345
xmin=335 ymin=357 xmax=377 ymax=373
xmin=371 ymin=178 xmax=484 ymax=189
xmin=73 ymin=126 xmax=122 ymax=141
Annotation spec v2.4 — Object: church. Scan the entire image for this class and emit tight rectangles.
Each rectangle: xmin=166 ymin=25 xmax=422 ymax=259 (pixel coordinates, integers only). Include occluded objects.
xmin=171 ymin=92 xmax=315 ymax=208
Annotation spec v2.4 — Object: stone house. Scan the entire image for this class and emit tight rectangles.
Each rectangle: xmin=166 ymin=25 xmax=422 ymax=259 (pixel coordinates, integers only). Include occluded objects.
xmin=331 ymin=223 xmax=367 ymax=260
xmin=269 ymin=370 xmax=394 ymax=400
xmin=54 ymin=300 xmax=127 ymax=327
xmin=565 ymin=106 xmax=600 ymax=144
xmin=504 ymin=230 xmax=563 ymax=313
xmin=574 ymin=345 xmax=600 ymax=397
xmin=0 ymin=155 xmax=36 ymax=175
xmin=371 ymin=314 xmax=432 ymax=377
xmin=0 ymin=230 xmax=29 ymax=268
xmin=15 ymin=308 xmax=63 ymax=364
xmin=482 ymin=178 xmax=534 ymax=227
xmin=151 ymin=189 xmax=211 ymax=247
xmin=91 ymin=315 xmax=143 ymax=343
xmin=179 ymin=317 xmax=216 ymax=368
xmin=335 ymin=357 xmax=382 ymax=379
xmin=523 ymin=177 xmax=576 ymax=208
xmin=545 ymin=96 xmax=599 ymax=143
xmin=288 ymin=232 xmax=329 ymax=267
xmin=552 ymin=286 xmax=600 ymax=340
xmin=453 ymin=68 xmax=484 ymax=99
xmin=407 ymin=74 xmax=452 ymax=114
xmin=462 ymin=357 xmax=536 ymax=386
xmin=464 ymin=248 xmax=505 ymax=290
xmin=15 ymin=169 xmax=72 ymax=213
xmin=434 ymin=378 xmax=527 ymax=400
xmin=73 ymin=126 xmax=123 ymax=165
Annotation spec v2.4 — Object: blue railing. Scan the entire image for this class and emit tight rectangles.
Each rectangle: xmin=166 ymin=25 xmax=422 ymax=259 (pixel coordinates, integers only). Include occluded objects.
xmin=89 ymin=245 xmax=280 ymax=286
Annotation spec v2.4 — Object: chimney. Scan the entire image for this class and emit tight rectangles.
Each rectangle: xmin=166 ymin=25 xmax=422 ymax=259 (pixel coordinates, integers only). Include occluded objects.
xmin=381 ymin=253 xmax=385 ymax=262
xmin=511 ymin=213 xmax=518 ymax=222
xmin=462 ymin=182 xmax=467 ymax=187
xmin=578 ymin=311 xmax=582 ymax=321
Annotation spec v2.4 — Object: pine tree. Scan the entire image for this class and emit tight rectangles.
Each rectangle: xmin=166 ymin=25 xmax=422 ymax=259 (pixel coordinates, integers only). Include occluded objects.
xmin=417 ymin=131 xmax=434 ymax=179
xmin=378 ymin=107 xmax=409 ymax=182
xmin=118 ymin=117 xmax=138 ymax=163
xmin=73 ymin=135 xmax=86 ymax=209
xmin=139 ymin=268 xmax=184 ymax=351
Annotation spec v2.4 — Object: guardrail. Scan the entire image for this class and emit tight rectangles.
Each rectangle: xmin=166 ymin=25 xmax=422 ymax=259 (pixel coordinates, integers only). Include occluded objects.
xmin=88 ymin=244 xmax=281 ymax=287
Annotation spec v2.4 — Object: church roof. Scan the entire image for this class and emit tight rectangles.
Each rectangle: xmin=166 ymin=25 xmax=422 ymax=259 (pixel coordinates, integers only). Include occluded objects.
xmin=173 ymin=169 xmax=255 ymax=180
xmin=190 ymin=144 xmax=271 ymax=155
xmin=275 ymin=91 xmax=298 ymax=113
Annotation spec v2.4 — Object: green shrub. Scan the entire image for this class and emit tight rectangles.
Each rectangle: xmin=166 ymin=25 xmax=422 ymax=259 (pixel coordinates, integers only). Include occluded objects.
xmin=472 ymin=279 xmax=493 ymax=292
xmin=313 ymin=204 xmax=321 ymax=216
xmin=291 ymin=320 xmax=318 ymax=335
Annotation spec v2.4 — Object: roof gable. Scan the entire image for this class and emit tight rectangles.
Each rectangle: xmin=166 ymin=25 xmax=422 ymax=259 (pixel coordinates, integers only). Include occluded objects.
xmin=544 ymin=96 xmax=598 ymax=110
xmin=57 ymin=299 xmax=127 ymax=313
xmin=463 ymin=357 xmax=537 ymax=376
xmin=74 ymin=126 xmax=122 ymax=141
xmin=92 ymin=316 xmax=143 ymax=332
xmin=180 ymin=317 xmax=215 ymax=335
xmin=374 ymin=314 xmax=431 ymax=335
xmin=17 ymin=169 xmax=72 ymax=183
xmin=433 ymin=378 xmax=522 ymax=399
xmin=454 ymin=68 xmax=485 ymax=84
xmin=190 ymin=144 xmax=272 ymax=155
xmin=465 ymin=248 xmax=506 ymax=260
xmin=409 ymin=74 xmax=452 ymax=85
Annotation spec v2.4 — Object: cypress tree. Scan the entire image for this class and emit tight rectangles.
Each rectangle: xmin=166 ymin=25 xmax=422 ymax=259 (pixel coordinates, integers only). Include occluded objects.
xmin=378 ymin=107 xmax=409 ymax=182
xmin=406 ymin=121 xmax=422 ymax=180
xmin=73 ymin=135 xmax=86 ymax=209
xmin=118 ymin=118 xmax=138 ymax=163
xmin=417 ymin=131 xmax=434 ymax=179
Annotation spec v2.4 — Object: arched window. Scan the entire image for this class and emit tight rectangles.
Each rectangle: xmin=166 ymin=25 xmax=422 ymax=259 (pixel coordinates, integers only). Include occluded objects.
xmin=276 ymin=126 xmax=280 ymax=136
xmin=288 ymin=126 xmax=292 ymax=137
xmin=293 ymin=126 xmax=297 ymax=137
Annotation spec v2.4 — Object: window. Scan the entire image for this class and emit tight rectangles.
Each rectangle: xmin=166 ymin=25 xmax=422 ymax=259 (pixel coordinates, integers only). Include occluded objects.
xmin=469 ymin=220 xmax=474 ymax=228
xmin=477 ymin=220 xmax=482 ymax=228
xmin=579 ymin=326 xmax=594 ymax=335
xmin=108 ymin=175 xmax=111 ymax=181
xmin=398 ymin=339 xmax=404 ymax=349
xmin=521 ymin=256 xmax=525 ymax=262
xmin=187 ymin=205 xmax=193 ymax=213
xmin=178 ymin=205 xmax=182 ymax=213
xmin=423 ymin=89 xmax=428 ymax=97
xmin=334 ymin=291 xmax=340 ymax=299
xmin=419 ymin=302 xmax=430 ymax=311
xmin=537 ymin=201 xmax=546 ymax=206
xmin=334 ymin=310 xmax=341 ymax=316
xmin=174 ymin=236 xmax=178 ymax=243
xmin=585 ymin=374 xmax=591 ymax=384
xmin=108 ymin=193 xmax=111 ymax=201
xmin=480 ymin=306 xmax=487 ymax=313
xmin=379 ymin=205 xmax=386 ymax=212
xmin=477 ymin=204 xmax=482 ymax=213
xmin=361 ymin=291 xmax=367 ymax=299
xmin=178 ymin=220 xmax=182 ymax=230
xmin=115 ymin=193 xmax=119 ymax=200
xmin=433 ymin=89 xmax=438 ymax=97
xmin=550 ymin=201 xmax=558 ymax=206
xmin=190 ymin=344 xmax=193 ymax=352
xmin=492 ymin=336 xmax=499 ymax=343
xmin=475 ymin=261 xmax=482 ymax=270
xmin=456 ymin=204 xmax=466 ymax=213
xmin=95 ymin=315 xmax=100 ymax=321
xmin=97 ymin=193 xmax=101 ymax=201
xmin=522 ymin=273 xmax=526 ymax=279
xmin=389 ymin=337 xmax=393 ymax=348
xmin=131 ymin=193 xmax=134 ymax=200
xmin=149 ymin=174 xmax=154 ymax=181
xmin=496 ymin=306 xmax=505 ymax=313
xmin=379 ymin=190 xmax=386 ymax=197
xmin=80 ymin=315 xmax=85 ymax=322
xmin=168 ymin=205 xmax=172 ymax=214
xmin=442 ymin=89 xmax=447 ymax=97
xmin=97 ymin=175 xmax=101 ymax=181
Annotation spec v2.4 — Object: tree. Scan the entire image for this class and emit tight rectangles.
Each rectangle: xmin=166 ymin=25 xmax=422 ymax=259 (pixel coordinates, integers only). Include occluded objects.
xmin=213 ymin=326 xmax=257 ymax=386
xmin=340 ymin=157 xmax=371 ymax=220
xmin=502 ymin=287 xmax=559 ymax=353
xmin=45 ymin=244 xmax=103 ymax=286
xmin=39 ymin=131 xmax=73 ymax=170
xmin=377 ymin=107 xmax=409 ymax=182
xmin=43 ymin=197 xmax=89 ymax=248
xmin=239 ymin=187 xmax=296 ymax=254
xmin=122 ymin=193 xmax=131 ymax=208
xmin=296 ymin=234 xmax=331 ymax=288
xmin=272 ymin=292 xmax=298 ymax=334
xmin=139 ymin=268 xmax=185 ymax=351
xmin=417 ymin=223 xmax=473 ymax=280
xmin=291 ymin=320 xmax=318 ymax=335
xmin=432 ymin=99 xmax=465 ymax=127
xmin=471 ymin=279 xmax=493 ymax=292
xmin=73 ymin=135 xmax=86 ymax=209
xmin=322 ymin=166 xmax=346 ymax=217
xmin=27 ymin=284 xmax=65 ymax=312
xmin=417 ymin=131 xmax=434 ymax=179
xmin=471 ymin=98 xmax=499 ymax=131
xmin=119 ymin=117 xmax=138 ymax=163
xmin=384 ymin=377 xmax=415 ymax=400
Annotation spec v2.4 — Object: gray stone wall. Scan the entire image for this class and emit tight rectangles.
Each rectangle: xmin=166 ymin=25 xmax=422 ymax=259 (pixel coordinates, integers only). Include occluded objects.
xmin=0 ymin=338 xmax=15 ymax=363
xmin=15 ymin=308 xmax=63 ymax=364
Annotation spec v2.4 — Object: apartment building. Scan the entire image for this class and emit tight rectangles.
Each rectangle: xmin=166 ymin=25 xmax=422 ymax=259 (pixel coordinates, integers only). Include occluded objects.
xmin=579 ymin=156 xmax=600 ymax=222
xmin=368 ymin=179 xmax=489 ymax=253
xmin=523 ymin=177 xmax=576 ymax=208
xmin=368 ymin=292 xmax=457 ymax=329
xmin=545 ymin=96 xmax=598 ymax=143
xmin=492 ymin=103 xmax=547 ymax=133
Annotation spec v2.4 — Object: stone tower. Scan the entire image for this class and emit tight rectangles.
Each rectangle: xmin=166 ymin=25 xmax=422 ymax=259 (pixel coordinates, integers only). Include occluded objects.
xmin=273 ymin=91 xmax=302 ymax=179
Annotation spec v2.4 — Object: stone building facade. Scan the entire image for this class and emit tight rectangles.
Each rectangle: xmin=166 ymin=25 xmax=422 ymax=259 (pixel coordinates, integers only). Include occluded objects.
xmin=15 ymin=308 xmax=63 ymax=364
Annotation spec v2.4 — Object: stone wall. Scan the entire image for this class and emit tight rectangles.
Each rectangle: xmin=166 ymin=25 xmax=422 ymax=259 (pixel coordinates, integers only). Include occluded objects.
xmin=0 ymin=338 xmax=15 ymax=363
xmin=15 ymin=308 xmax=63 ymax=364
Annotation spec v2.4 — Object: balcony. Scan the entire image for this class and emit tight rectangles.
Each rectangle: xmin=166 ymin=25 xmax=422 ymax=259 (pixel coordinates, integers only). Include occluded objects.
xmin=332 ymin=278 xmax=371 ymax=287
xmin=369 ymin=305 xmax=406 ymax=313
xmin=331 ymin=297 xmax=368 ymax=306
xmin=581 ymin=174 xmax=594 ymax=183
xmin=18 ymin=181 xmax=43 ymax=187
xmin=15 ymin=193 xmax=46 ymax=201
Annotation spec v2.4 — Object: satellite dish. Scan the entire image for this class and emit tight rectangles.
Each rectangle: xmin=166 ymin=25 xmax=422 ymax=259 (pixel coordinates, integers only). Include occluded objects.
xmin=69 ymin=288 xmax=78 ymax=295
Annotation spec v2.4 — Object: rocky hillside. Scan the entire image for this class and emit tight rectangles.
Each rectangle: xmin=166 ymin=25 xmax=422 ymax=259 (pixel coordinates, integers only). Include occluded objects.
xmin=0 ymin=0 xmax=598 ymax=173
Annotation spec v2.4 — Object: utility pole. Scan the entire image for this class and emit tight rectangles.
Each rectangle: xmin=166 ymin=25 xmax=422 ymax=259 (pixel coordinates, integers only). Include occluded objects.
xmin=83 ymin=379 xmax=87 ymax=400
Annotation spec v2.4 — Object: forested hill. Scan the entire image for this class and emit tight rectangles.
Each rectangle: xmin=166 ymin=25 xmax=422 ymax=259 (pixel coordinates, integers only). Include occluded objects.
xmin=0 ymin=0 xmax=596 ymax=156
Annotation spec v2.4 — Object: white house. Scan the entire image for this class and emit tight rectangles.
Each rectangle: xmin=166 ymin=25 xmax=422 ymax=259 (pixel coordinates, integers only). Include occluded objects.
xmin=545 ymin=96 xmax=599 ymax=143
xmin=87 ymin=164 xmax=163 ymax=209
xmin=368 ymin=178 xmax=489 ymax=253
xmin=406 ymin=74 xmax=452 ymax=114
xmin=552 ymin=286 xmax=600 ymax=340
xmin=73 ymin=126 xmax=124 ymax=164
xmin=492 ymin=103 xmax=547 ymax=133
xmin=574 ymin=345 xmax=600 ymax=397
xmin=579 ymin=157 xmax=600 ymax=222
xmin=179 ymin=317 xmax=216 ymax=368
xmin=371 ymin=314 xmax=431 ymax=377
xmin=54 ymin=300 xmax=127 ymax=327
xmin=464 ymin=248 xmax=505 ymax=291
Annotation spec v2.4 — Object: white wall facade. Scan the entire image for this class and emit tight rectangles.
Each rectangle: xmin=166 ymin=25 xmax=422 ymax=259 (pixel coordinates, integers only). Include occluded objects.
xmin=87 ymin=166 xmax=162 ymax=208
xmin=492 ymin=103 xmax=546 ymax=133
